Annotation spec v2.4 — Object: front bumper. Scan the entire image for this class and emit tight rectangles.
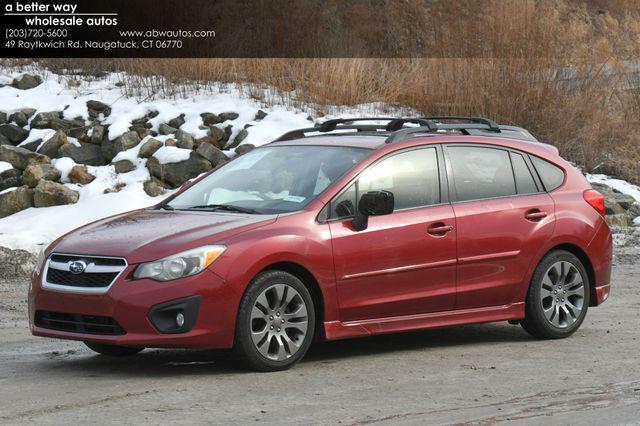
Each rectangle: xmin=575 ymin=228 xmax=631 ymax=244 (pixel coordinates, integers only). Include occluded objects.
xmin=28 ymin=266 xmax=240 ymax=349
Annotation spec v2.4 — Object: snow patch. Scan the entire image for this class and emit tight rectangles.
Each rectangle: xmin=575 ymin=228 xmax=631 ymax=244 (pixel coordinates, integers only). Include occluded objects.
xmin=153 ymin=146 xmax=192 ymax=164
xmin=0 ymin=161 xmax=13 ymax=173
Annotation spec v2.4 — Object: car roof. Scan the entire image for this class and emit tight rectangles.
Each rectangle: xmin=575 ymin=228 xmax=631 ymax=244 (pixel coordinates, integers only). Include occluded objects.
xmin=267 ymin=129 xmax=559 ymax=158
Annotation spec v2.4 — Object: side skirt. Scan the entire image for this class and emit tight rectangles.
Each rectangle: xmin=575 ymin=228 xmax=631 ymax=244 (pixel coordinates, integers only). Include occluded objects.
xmin=324 ymin=303 xmax=525 ymax=341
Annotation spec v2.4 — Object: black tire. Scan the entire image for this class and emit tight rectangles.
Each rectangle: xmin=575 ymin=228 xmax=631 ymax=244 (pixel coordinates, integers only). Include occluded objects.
xmin=235 ymin=270 xmax=316 ymax=372
xmin=84 ymin=341 xmax=144 ymax=356
xmin=521 ymin=250 xmax=590 ymax=339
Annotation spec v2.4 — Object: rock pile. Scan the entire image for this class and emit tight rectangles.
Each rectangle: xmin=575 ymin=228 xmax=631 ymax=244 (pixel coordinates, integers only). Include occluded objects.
xmin=591 ymin=183 xmax=640 ymax=227
xmin=0 ymin=73 xmax=261 ymax=218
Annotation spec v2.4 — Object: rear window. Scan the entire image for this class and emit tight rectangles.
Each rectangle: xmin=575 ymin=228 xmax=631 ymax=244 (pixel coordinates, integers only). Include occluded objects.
xmin=530 ymin=156 xmax=565 ymax=191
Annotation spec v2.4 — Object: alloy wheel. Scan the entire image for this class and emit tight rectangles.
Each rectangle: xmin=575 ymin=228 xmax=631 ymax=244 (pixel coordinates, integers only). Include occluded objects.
xmin=540 ymin=261 xmax=586 ymax=328
xmin=250 ymin=284 xmax=309 ymax=361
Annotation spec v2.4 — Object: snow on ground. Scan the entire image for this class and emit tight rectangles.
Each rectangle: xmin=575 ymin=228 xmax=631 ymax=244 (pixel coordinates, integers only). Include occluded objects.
xmin=0 ymin=67 xmax=418 ymax=252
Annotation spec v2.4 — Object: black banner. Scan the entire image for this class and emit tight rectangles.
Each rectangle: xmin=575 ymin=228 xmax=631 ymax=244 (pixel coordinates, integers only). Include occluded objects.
xmin=0 ymin=0 xmax=444 ymax=57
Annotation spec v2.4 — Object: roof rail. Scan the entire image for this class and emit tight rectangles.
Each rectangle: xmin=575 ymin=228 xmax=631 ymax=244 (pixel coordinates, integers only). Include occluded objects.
xmin=272 ymin=117 xmax=436 ymax=142
xmin=422 ymin=116 xmax=501 ymax=132
xmin=271 ymin=116 xmax=537 ymax=145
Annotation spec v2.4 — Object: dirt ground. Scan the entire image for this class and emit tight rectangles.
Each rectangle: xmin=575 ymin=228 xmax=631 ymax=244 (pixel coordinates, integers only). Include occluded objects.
xmin=1 ymin=231 xmax=639 ymax=425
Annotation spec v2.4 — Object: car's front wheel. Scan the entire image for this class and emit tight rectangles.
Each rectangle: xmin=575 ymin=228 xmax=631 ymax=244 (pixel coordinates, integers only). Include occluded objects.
xmin=235 ymin=270 xmax=315 ymax=372
xmin=521 ymin=250 xmax=590 ymax=339
xmin=84 ymin=342 xmax=144 ymax=356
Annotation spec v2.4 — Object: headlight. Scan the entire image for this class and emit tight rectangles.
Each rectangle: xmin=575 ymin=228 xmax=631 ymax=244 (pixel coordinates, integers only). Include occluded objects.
xmin=34 ymin=246 xmax=47 ymax=274
xmin=133 ymin=245 xmax=226 ymax=281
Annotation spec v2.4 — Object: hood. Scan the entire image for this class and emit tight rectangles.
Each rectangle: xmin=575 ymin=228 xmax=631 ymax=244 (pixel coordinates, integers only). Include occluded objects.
xmin=52 ymin=209 xmax=277 ymax=263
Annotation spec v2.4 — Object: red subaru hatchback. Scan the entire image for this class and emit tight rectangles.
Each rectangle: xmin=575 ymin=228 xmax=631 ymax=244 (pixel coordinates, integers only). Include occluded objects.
xmin=29 ymin=117 xmax=612 ymax=371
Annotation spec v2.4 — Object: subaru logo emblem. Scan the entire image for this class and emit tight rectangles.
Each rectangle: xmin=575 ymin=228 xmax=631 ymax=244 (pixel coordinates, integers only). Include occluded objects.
xmin=68 ymin=260 xmax=87 ymax=274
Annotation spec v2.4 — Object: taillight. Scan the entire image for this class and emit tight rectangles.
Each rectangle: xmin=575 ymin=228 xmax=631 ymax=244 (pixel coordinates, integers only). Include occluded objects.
xmin=583 ymin=189 xmax=606 ymax=216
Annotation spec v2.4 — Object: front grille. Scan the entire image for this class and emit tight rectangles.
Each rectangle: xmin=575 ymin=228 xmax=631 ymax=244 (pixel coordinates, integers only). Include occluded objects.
xmin=43 ymin=253 xmax=127 ymax=291
xmin=34 ymin=310 xmax=126 ymax=335
xmin=50 ymin=254 xmax=125 ymax=267
xmin=47 ymin=269 xmax=118 ymax=287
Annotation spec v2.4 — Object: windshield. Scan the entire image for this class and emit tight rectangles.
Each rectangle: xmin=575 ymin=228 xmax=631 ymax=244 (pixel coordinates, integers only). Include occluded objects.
xmin=167 ymin=145 xmax=371 ymax=214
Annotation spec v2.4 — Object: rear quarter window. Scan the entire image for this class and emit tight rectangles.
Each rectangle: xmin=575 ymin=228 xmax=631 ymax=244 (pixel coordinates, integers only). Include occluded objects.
xmin=530 ymin=156 xmax=565 ymax=191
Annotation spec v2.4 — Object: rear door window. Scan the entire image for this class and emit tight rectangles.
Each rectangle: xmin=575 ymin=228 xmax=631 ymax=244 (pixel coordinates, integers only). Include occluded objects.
xmin=447 ymin=146 xmax=516 ymax=201
xmin=530 ymin=156 xmax=565 ymax=191
xmin=510 ymin=152 xmax=538 ymax=194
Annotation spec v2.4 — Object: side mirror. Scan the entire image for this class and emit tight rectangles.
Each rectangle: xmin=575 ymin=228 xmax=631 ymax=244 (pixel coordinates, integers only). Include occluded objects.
xmin=352 ymin=190 xmax=394 ymax=231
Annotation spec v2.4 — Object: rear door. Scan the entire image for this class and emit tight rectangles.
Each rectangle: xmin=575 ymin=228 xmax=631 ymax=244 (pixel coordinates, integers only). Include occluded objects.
xmin=328 ymin=146 xmax=457 ymax=322
xmin=444 ymin=145 xmax=555 ymax=309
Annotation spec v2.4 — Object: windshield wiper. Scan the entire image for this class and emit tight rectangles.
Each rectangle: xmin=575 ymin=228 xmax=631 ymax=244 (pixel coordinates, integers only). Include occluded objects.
xmin=158 ymin=204 xmax=174 ymax=210
xmin=184 ymin=204 xmax=260 ymax=214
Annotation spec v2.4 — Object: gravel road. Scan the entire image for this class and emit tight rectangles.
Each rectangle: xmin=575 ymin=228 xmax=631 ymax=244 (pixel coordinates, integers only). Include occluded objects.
xmin=1 ymin=233 xmax=639 ymax=425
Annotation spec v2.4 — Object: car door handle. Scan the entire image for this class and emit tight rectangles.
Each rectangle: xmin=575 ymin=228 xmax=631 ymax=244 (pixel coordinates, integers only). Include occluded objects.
xmin=427 ymin=223 xmax=454 ymax=236
xmin=525 ymin=210 xmax=548 ymax=221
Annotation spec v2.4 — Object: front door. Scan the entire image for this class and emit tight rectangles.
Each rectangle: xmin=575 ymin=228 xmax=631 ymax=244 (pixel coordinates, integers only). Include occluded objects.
xmin=328 ymin=147 xmax=457 ymax=322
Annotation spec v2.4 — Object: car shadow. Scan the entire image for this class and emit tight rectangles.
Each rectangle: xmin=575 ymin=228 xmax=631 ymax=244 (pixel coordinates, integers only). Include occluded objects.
xmin=38 ymin=322 xmax=532 ymax=377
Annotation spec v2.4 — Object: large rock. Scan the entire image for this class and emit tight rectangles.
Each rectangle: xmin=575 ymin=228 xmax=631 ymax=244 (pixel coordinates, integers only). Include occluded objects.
xmin=9 ymin=111 xmax=29 ymax=127
xmin=606 ymin=213 xmax=631 ymax=227
xmin=34 ymin=180 xmax=79 ymax=207
xmin=175 ymin=129 xmax=194 ymax=150
xmin=20 ymin=139 xmax=41 ymax=152
xmin=591 ymin=183 xmax=637 ymax=216
xmin=68 ymin=165 xmax=95 ymax=184
xmin=219 ymin=112 xmax=239 ymax=121
xmin=143 ymin=177 xmax=169 ymax=197
xmin=235 ymin=144 xmax=256 ymax=155
xmin=0 ymin=112 xmax=6 ymax=125
xmin=50 ymin=117 xmax=84 ymax=131
xmin=208 ymin=126 xmax=226 ymax=147
xmin=201 ymin=112 xmax=221 ymax=125
xmin=58 ymin=142 xmax=103 ymax=166
xmin=138 ymin=138 xmax=163 ymax=158
xmin=86 ymin=100 xmax=111 ymax=118
xmin=0 ymin=124 xmax=29 ymax=144
xmin=146 ymin=152 xmax=212 ymax=187
xmin=0 ymin=145 xmax=50 ymax=170
xmin=22 ymin=164 xmax=61 ymax=188
xmin=254 ymin=110 xmax=268 ymax=120
xmin=67 ymin=126 xmax=90 ymax=142
xmin=30 ymin=111 xmax=63 ymax=129
xmin=38 ymin=130 xmax=68 ymax=158
xmin=0 ymin=186 xmax=34 ymax=218
xmin=0 ymin=168 xmax=22 ymax=191
xmin=168 ymin=114 xmax=185 ymax=129
xmin=113 ymin=159 xmax=135 ymax=174
xmin=112 ymin=131 xmax=141 ymax=155
xmin=225 ymin=128 xmax=248 ymax=149
xmin=196 ymin=143 xmax=227 ymax=166
xmin=89 ymin=124 xmax=106 ymax=144
xmin=0 ymin=134 xmax=11 ymax=146
xmin=11 ymin=74 xmax=42 ymax=90
xmin=159 ymin=123 xmax=177 ymax=135
xmin=195 ymin=135 xmax=223 ymax=150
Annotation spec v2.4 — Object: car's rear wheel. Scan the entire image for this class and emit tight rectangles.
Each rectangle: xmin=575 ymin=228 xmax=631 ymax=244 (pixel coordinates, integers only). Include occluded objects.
xmin=235 ymin=270 xmax=315 ymax=372
xmin=84 ymin=342 xmax=144 ymax=356
xmin=521 ymin=250 xmax=590 ymax=339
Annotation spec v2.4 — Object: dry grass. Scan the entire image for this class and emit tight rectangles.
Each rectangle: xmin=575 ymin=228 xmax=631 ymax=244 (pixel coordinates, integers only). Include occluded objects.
xmin=26 ymin=0 xmax=640 ymax=184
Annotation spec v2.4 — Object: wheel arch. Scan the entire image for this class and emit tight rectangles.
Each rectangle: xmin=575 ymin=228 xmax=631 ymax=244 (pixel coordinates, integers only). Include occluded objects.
xmin=545 ymin=243 xmax=597 ymax=307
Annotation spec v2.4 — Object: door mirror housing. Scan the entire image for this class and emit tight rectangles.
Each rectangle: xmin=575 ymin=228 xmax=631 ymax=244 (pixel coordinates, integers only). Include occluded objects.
xmin=352 ymin=190 xmax=394 ymax=231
